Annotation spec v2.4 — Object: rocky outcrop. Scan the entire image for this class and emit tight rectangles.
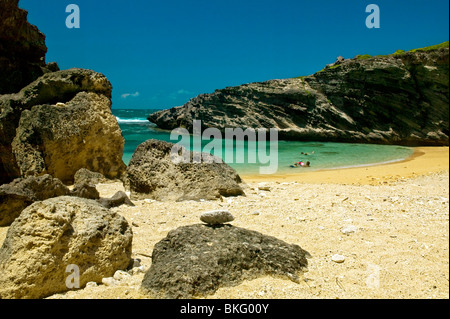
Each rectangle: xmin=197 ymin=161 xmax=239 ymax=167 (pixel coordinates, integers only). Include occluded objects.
xmin=74 ymin=168 xmax=108 ymax=185
xmin=123 ymin=139 xmax=245 ymax=201
xmin=0 ymin=0 xmax=50 ymax=94
xmin=141 ymin=223 xmax=310 ymax=298
xmin=0 ymin=68 xmax=126 ymax=184
xmin=1 ymin=1 xmax=126 ymax=185
xmin=0 ymin=173 xmax=134 ymax=226
xmin=149 ymin=44 xmax=449 ymax=146
xmin=0 ymin=196 xmax=133 ymax=299
xmin=70 ymin=182 xmax=100 ymax=200
xmin=97 ymin=191 xmax=135 ymax=209
xmin=0 ymin=174 xmax=70 ymax=226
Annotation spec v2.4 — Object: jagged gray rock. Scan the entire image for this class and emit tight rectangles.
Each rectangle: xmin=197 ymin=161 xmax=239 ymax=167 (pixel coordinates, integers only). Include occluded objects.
xmin=141 ymin=223 xmax=310 ymax=298
xmin=0 ymin=196 xmax=133 ymax=299
xmin=123 ymin=139 xmax=245 ymax=201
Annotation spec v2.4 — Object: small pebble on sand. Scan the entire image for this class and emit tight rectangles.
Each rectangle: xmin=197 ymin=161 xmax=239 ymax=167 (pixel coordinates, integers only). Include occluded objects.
xmin=331 ymin=254 xmax=345 ymax=263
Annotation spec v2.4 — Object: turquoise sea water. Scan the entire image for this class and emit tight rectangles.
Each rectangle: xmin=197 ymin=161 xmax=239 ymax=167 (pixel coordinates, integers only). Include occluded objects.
xmin=113 ymin=109 xmax=414 ymax=175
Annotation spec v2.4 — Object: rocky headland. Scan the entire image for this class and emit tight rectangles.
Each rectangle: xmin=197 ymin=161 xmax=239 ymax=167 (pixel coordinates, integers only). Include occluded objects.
xmin=149 ymin=42 xmax=449 ymax=146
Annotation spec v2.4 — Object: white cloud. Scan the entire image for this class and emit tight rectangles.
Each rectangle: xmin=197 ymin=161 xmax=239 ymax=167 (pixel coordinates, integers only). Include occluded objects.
xmin=176 ymin=89 xmax=193 ymax=95
xmin=121 ymin=92 xmax=140 ymax=99
xmin=169 ymin=89 xmax=194 ymax=99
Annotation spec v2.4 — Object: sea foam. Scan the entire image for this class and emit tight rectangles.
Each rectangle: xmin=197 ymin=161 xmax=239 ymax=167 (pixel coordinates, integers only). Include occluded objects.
xmin=115 ymin=116 xmax=149 ymax=124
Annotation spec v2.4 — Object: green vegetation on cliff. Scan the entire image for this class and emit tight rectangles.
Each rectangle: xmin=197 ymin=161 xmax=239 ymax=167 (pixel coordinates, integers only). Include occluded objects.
xmin=299 ymin=41 xmax=449 ymax=78
xmin=409 ymin=41 xmax=449 ymax=52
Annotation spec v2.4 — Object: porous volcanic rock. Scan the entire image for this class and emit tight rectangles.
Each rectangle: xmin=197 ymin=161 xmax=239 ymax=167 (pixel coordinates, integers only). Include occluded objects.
xmin=0 ymin=174 xmax=70 ymax=226
xmin=0 ymin=196 xmax=133 ymax=299
xmin=141 ymin=223 xmax=310 ymax=298
xmin=74 ymin=168 xmax=108 ymax=185
xmin=2 ymin=70 xmax=126 ymax=183
xmin=123 ymin=139 xmax=245 ymax=201
xmin=70 ymin=182 xmax=100 ymax=200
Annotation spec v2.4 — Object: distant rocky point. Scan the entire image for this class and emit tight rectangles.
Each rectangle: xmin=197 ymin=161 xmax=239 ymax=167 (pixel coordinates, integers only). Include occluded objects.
xmin=149 ymin=42 xmax=449 ymax=146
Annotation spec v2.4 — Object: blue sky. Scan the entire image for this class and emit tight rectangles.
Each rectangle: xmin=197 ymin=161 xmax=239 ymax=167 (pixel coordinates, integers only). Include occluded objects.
xmin=19 ymin=0 xmax=449 ymax=109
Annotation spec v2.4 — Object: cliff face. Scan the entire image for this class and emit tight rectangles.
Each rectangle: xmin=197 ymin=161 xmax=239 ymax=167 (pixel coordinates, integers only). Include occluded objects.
xmin=149 ymin=45 xmax=449 ymax=146
xmin=0 ymin=0 xmax=48 ymax=94
xmin=0 ymin=2 xmax=126 ymax=185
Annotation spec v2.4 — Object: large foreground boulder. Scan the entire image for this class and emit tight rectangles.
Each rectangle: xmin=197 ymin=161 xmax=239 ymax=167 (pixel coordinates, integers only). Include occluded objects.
xmin=141 ymin=224 xmax=310 ymax=298
xmin=124 ymin=139 xmax=245 ymax=201
xmin=0 ymin=174 xmax=70 ymax=226
xmin=0 ymin=196 xmax=133 ymax=299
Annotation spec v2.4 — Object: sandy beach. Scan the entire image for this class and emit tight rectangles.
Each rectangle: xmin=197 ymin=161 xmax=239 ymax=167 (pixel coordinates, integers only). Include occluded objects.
xmin=242 ymin=147 xmax=449 ymax=185
xmin=0 ymin=146 xmax=448 ymax=299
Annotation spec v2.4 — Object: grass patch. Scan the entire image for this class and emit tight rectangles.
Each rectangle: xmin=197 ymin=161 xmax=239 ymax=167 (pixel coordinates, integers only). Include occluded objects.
xmin=328 ymin=64 xmax=342 ymax=69
xmin=409 ymin=41 xmax=449 ymax=53
xmin=355 ymin=54 xmax=372 ymax=60
xmin=393 ymin=49 xmax=405 ymax=56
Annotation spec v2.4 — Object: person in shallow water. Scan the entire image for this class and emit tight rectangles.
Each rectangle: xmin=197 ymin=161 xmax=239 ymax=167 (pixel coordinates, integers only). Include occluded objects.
xmin=301 ymin=151 xmax=315 ymax=156
xmin=290 ymin=161 xmax=310 ymax=168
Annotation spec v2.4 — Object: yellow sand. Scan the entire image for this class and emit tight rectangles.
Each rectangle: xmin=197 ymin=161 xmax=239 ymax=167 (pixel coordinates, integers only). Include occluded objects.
xmin=241 ymin=147 xmax=449 ymax=185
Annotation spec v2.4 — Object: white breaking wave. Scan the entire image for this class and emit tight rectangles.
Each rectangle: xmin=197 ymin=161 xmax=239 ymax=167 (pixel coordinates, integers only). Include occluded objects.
xmin=115 ymin=116 xmax=149 ymax=124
